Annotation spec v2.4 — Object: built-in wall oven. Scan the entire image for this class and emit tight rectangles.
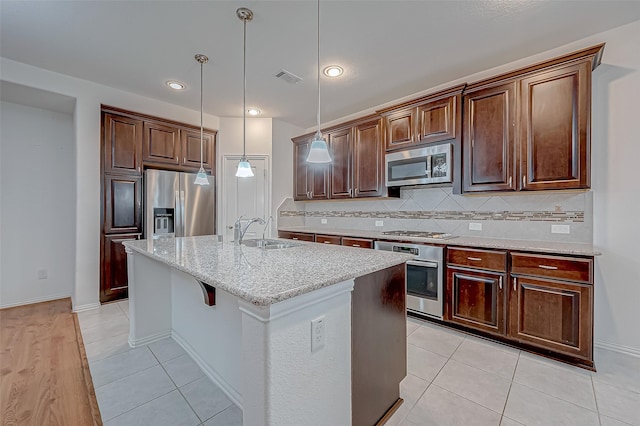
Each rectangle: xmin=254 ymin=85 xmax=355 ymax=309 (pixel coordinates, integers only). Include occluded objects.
xmin=374 ymin=240 xmax=444 ymax=320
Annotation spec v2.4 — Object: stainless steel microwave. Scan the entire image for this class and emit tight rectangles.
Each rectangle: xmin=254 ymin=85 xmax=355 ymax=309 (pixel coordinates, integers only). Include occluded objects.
xmin=385 ymin=143 xmax=453 ymax=187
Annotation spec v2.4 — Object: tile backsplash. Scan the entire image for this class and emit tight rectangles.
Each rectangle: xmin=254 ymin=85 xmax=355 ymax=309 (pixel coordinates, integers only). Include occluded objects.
xmin=278 ymin=187 xmax=593 ymax=243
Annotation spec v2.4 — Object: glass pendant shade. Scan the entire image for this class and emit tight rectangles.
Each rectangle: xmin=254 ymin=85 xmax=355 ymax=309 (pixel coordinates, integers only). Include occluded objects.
xmin=235 ymin=159 xmax=254 ymax=177
xmin=194 ymin=166 xmax=209 ymax=185
xmin=306 ymin=135 xmax=332 ymax=163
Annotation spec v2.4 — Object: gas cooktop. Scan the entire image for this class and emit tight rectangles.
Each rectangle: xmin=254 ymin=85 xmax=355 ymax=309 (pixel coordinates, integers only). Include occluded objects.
xmin=381 ymin=230 xmax=457 ymax=239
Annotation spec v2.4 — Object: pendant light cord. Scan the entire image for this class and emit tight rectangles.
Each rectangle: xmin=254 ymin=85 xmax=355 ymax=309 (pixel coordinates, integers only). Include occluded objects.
xmin=200 ymin=59 xmax=204 ymax=166
xmin=316 ymin=0 xmax=321 ymax=138
xmin=242 ymin=14 xmax=247 ymax=160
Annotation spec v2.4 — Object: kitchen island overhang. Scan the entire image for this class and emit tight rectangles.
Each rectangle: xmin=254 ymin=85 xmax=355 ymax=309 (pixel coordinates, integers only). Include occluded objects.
xmin=123 ymin=236 xmax=412 ymax=426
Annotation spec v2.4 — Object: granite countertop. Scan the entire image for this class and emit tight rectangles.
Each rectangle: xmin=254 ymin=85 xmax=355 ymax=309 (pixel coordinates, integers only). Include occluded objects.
xmin=123 ymin=236 xmax=412 ymax=306
xmin=278 ymin=226 xmax=601 ymax=256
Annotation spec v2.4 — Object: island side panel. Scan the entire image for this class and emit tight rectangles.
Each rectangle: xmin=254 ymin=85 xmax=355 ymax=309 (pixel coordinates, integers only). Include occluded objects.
xmin=169 ymin=268 xmax=243 ymax=406
xmin=352 ymin=263 xmax=407 ymax=426
xmin=126 ymin=251 xmax=172 ymax=346
xmin=239 ymin=280 xmax=354 ymax=426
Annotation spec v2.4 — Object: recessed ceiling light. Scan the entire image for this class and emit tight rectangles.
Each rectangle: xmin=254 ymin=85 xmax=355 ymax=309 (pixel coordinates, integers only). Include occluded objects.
xmin=166 ymin=81 xmax=185 ymax=90
xmin=323 ymin=65 xmax=343 ymax=78
xmin=247 ymin=108 xmax=261 ymax=116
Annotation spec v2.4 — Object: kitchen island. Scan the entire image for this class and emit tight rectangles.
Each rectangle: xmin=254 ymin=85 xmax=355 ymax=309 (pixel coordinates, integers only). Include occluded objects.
xmin=123 ymin=236 xmax=411 ymax=426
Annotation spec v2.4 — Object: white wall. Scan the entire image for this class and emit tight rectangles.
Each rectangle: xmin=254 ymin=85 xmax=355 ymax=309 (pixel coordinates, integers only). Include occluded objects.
xmin=0 ymin=101 xmax=75 ymax=307
xmin=271 ymin=119 xmax=302 ymax=233
xmin=0 ymin=58 xmax=219 ymax=310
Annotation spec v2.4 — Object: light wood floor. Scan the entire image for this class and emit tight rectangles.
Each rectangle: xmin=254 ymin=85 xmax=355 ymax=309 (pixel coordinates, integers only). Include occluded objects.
xmin=1 ymin=298 xmax=102 ymax=425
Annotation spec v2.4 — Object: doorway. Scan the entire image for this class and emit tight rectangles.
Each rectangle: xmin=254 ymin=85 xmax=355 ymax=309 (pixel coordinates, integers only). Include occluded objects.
xmin=220 ymin=155 xmax=271 ymax=242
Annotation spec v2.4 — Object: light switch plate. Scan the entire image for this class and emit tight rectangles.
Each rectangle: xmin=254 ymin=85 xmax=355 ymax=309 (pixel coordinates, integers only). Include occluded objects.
xmin=551 ymin=224 xmax=570 ymax=234
xmin=375 ymin=221 xmax=384 ymax=227
xmin=321 ymin=218 xmax=327 ymax=224
xmin=469 ymin=223 xmax=482 ymax=231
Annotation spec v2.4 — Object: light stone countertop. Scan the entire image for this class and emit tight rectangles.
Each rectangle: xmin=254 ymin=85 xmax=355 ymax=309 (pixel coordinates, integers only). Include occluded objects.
xmin=123 ymin=236 xmax=412 ymax=306
xmin=278 ymin=226 xmax=601 ymax=256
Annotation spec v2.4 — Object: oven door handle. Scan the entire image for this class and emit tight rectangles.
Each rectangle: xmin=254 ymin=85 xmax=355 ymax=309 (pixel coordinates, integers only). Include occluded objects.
xmin=406 ymin=260 xmax=439 ymax=268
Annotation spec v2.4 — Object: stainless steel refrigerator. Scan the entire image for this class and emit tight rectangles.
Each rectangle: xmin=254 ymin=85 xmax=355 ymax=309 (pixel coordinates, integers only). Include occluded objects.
xmin=145 ymin=169 xmax=215 ymax=239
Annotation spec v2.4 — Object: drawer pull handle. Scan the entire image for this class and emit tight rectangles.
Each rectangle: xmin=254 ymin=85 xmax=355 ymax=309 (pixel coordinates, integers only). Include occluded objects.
xmin=292 ymin=237 xmax=299 ymax=240
xmin=352 ymin=244 xmax=361 ymax=247
xmin=538 ymin=265 xmax=558 ymax=270
xmin=499 ymin=276 xmax=503 ymax=290
xmin=513 ymin=277 xmax=517 ymax=291
xmin=467 ymin=257 xmax=482 ymax=261
xmin=323 ymin=241 xmax=331 ymax=244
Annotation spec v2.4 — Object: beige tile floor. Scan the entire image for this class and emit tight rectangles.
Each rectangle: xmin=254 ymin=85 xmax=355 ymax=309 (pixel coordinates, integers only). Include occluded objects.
xmin=78 ymin=301 xmax=640 ymax=426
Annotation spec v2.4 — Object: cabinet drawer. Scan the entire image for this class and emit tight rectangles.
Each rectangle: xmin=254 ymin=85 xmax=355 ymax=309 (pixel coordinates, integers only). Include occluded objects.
xmin=316 ymin=234 xmax=342 ymax=245
xmin=342 ymin=237 xmax=373 ymax=249
xmin=277 ymin=231 xmax=315 ymax=242
xmin=511 ymin=253 xmax=593 ymax=284
xmin=447 ymin=247 xmax=507 ymax=272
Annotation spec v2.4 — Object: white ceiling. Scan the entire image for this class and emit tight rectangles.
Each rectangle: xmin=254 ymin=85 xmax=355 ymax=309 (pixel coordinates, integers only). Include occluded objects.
xmin=2 ymin=1 xmax=640 ymax=129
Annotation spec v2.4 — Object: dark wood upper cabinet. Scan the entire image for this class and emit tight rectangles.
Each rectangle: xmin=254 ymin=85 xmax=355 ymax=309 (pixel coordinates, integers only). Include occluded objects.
xmin=462 ymin=44 xmax=603 ymax=194
xmin=353 ymin=119 xmax=384 ymax=197
xmin=143 ymin=122 xmax=180 ymax=165
xmin=520 ymin=61 xmax=591 ymax=190
xmin=329 ymin=128 xmax=353 ymax=199
xmin=180 ymin=129 xmax=215 ymax=172
xmin=103 ymin=175 xmax=142 ymax=234
xmin=292 ymin=138 xmax=329 ymax=201
xmin=103 ymin=113 xmax=142 ymax=175
xmin=417 ymin=95 xmax=458 ymax=144
xmin=384 ymin=109 xmax=416 ymax=150
xmin=101 ymin=233 xmax=138 ymax=303
xmin=463 ymin=81 xmax=517 ymax=193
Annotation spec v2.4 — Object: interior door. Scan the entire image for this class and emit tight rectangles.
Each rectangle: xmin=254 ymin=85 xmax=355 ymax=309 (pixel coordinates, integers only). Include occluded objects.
xmin=222 ymin=156 xmax=269 ymax=242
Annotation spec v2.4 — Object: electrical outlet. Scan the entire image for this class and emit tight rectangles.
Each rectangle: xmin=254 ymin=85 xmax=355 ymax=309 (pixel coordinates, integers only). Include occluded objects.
xmin=469 ymin=223 xmax=482 ymax=231
xmin=375 ymin=220 xmax=384 ymax=227
xmin=551 ymin=224 xmax=570 ymax=234
xmin=37 ymin=269 xmax=48 ymax=280
xmin=321 ymin=218 xmax=327 ymax=224
xmin=311 ymin=316 xmax=325 ymax=353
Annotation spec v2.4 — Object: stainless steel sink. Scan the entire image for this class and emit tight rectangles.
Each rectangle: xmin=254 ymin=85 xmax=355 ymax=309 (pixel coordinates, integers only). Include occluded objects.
xmin=242 ymin=239 xmax=301 ymax=249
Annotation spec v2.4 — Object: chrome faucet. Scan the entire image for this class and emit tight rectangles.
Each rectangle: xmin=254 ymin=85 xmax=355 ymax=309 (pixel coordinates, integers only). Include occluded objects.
xmin=262 ymin=216 xmax=274 ymax=241
xmin=234 ymin=216 xmax=266 ymax=246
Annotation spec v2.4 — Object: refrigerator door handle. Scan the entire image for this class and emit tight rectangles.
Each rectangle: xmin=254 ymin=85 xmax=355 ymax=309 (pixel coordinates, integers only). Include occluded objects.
xmin=175 ymin=190 xmax=181 ymax=237
xmin=180 ymin=190 xmax=186 ymax=237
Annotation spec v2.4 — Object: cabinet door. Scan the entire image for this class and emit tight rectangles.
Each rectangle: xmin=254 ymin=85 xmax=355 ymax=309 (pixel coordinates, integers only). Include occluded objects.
xmin=180 ymin=129 xmax=215 ymax=172
xmin=520 ymin=61 xmax=591 ymax=190
xmin=103 ymin=113 xmax=142 ymax=175
xmin=446 ymin=268 xmax=506 ymax=336
xmin=329 ymin=128 xmax=353 ymax=199
xmin=508 ymin=275 xmax=592 ymax=361
xmin=101 ymin=233 xmax=138 ymax=302
xmin=417 ymin=96 xmax=457 ymax=144
xmin=384 ymin=108 xmax=416 ymax=151
xmin=354 ymin=119 xmax=384 ymax=198
xmin=104 ymin=175 xmax=142 ymax=234
xmin=293 ymin=141 xmax=310 ymax=200
xmin=143 ymin=122 xmax=180 ymax=165
xmin=463 ymin=82 xmax=517 ymax=192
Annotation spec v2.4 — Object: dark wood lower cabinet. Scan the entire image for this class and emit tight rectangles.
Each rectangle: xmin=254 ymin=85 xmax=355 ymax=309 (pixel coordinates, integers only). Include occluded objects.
xmin=101 ymin=233 xmax=139 ymax=303
xmin=508 ymin=275 xmax=592 ymax=362
xmin=447 ymin=268 xmax=506 ymax=336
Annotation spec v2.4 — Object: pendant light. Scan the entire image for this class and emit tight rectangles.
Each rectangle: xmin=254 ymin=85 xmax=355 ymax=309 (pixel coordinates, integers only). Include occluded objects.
xmin=194 ymin=54 xmax=210 ymax=185
xmin=235 ymin=7 xmax=255 ymax=178
xmin=306 ymin=0 xmax=332 ymax=163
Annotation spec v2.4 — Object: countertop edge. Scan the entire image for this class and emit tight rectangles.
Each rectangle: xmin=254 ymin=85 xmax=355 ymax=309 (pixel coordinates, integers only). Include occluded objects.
xmin=277 ymin=227 xmax=602 ymax=257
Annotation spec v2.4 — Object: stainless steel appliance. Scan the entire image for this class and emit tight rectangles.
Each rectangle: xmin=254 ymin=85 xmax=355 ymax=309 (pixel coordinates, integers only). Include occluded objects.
xmin=145 ymin=169 xmax=215 ymax=239
xmin=385 ymin=143 xmax=452 ymax=187
xmin=374 ymin=240 xmax=444 ymax=320
xmin=381 ymin=230 xmax=456 ymax=240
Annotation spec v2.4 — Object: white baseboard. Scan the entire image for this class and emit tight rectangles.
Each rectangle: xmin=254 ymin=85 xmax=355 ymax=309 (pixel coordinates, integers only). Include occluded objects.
xmin=128 ymin=330 xmax=172 ymax=348
xmin=595 ymin=340 xmax=640 ymax=358
xmin=0 ymin=294 xmax=71 ymax=310
xmin=172 ymin=330 xmax=242 ymax=409
xmin=73 ymin=302 xmax=101 ymax=313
